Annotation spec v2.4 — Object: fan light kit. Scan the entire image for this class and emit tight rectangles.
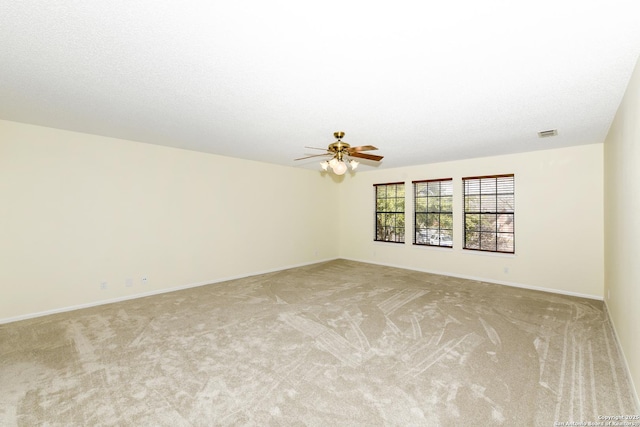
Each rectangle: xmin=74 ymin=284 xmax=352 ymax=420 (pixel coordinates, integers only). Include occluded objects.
xmin=295 ymin=132 xmax=383 ymax=175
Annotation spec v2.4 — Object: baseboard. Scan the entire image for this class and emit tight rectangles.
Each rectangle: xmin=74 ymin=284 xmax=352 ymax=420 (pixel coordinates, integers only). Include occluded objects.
xmin=4 ymin=256 xmax=634 ymax=410
xmin=0 ymin=256 xmax=602 ymax=323
xmin=0 ymin=257 xmax=339 ymax=325
xmin=603 ymin=301 xmax=640 ymax=413
xmin=338 ymin=258 xmax=638 ymax=409
xmin=341 ymin=257 xmax=603 ymax=301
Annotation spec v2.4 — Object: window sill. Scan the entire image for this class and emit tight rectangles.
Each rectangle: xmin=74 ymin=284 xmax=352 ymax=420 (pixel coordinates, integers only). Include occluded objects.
xmin=461 ymin=249 xmax=516 ymax=258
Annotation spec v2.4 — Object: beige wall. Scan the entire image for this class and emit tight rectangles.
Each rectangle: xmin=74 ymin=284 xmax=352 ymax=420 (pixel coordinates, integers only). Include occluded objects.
xmin=604 ymin=56 xmax=640 ymax=405
xmin=0 ymin=120 xmax=339 ymax=321
xmin=2 ymin=93 xmax=637 ymax=402
xmin=338 ymin=144 xmax=604 ymax=299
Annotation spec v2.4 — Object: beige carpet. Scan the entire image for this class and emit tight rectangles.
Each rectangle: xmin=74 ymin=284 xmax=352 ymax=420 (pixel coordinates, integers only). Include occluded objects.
xmin=1 ymin=259 xmax=637 ymax=426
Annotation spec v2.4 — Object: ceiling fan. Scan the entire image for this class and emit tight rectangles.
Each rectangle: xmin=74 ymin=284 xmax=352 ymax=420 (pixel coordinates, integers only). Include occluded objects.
xmin=295 ymin=132 xmax=383 ymax=175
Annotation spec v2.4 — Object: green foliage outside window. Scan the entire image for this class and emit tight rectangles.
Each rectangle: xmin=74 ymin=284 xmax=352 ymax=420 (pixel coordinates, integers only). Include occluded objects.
xmin=463 ymin=175 xmax=514 ymax=253
xmin=375 ymin=183 xmax=405 ymax=243
xmin=414 ymin=179 xmax=453 ymax=247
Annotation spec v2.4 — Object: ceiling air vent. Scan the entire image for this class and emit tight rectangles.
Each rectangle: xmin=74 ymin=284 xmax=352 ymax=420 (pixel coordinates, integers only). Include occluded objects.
xmin=538 ymin=129 xmax=558 ymax=138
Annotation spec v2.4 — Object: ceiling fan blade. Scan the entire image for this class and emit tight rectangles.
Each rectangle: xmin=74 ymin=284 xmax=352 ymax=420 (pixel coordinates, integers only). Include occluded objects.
xmin=349 ymin=152 xmax=384 ymax=161
xmin=294 ymin=153 xmax=331 ymax=161
xmin=304 ymin=146 xmax=330 ymax=151
xmin=348 ymin=145 xmax=378 ymax=152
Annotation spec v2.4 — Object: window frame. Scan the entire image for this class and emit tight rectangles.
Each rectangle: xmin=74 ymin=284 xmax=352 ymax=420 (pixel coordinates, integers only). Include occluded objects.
xmin=374 ymin=182 xmax=405 ymax=243
xmin=463 ymin=174 xmax=515 ymax=254
xmin=413 ymin=178 xmax=453 ymax=248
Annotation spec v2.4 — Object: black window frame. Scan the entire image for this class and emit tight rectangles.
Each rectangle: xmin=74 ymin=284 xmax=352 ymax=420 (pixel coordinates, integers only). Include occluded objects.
xmin=463 ymin=174 xmax=515 ymax=253
xmin=374 ymin=182 xmax=405 ymax=243
xmin=413 ymin=178 xmax=453 ymax=247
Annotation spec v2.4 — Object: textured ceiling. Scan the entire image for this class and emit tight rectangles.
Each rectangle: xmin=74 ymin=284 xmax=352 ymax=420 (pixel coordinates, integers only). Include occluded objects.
xmin=2 ymin=1 xmax=639 ymax=171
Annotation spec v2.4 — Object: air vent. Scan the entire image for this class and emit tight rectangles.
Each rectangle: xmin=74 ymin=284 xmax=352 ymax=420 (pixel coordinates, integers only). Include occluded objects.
xmin=538 ymin=129 xmax=558 ymax=138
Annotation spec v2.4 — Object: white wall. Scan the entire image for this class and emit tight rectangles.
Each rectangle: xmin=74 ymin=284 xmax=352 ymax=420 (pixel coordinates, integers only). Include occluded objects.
xmin=0 ymin=121 xmax=609 ymax=320
xmin=338 ymin=144 xmax=604 ymax=299
xmin=604 ymin=55 xmax=640 ymax=406
xmin=2 ymin=105 xmax=635 ymax=400
xmin=0 ymin=120 xmax=339 ymax=321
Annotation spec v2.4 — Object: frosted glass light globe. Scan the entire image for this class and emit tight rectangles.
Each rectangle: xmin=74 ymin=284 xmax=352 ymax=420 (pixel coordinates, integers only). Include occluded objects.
xmin=332 ymin=160 xmax=348 ymax=175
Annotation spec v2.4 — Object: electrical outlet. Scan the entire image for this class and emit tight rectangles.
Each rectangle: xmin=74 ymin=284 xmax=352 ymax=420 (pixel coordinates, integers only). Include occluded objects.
xmin=141 ymin=276 xmax=148 ymax=285
xmin=503 ymin=267 xmax=509 ymax=274
xmin=100 ymin=281 xmax=108 ymax=290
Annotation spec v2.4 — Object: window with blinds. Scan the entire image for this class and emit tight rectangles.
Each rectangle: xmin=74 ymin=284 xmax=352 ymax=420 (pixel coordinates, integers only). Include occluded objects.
xmin=374 ymin=182 xmax=405 ymax=243
xmin=463 ymin=174 xmax=514 ymax=253
xmin=413 ymin=178 xmax=453 ymax=247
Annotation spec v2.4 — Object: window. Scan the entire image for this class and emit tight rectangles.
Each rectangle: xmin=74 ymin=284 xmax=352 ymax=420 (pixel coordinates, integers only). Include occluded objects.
xmin=374 ymin=182 xmax=405 ymax=243
xmin=413 ymin=179 xmax=453 ymax=247
xmin=463 ymin=174 xmax=515 ymax=253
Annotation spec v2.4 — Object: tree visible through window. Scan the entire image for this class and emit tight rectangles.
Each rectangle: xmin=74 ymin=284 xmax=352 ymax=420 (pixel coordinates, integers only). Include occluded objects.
xmin=414 ymin=179 xmax=453 ymax=247
xmin=463 ymin=174 xmax=514 ymax=253
xmin=374 ymin=182 xmax=405 ymax=243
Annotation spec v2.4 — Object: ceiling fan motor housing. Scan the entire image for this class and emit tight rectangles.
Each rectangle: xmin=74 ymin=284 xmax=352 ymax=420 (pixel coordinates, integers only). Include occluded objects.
xmin=329 ymin=142 xmax=351 ymax=152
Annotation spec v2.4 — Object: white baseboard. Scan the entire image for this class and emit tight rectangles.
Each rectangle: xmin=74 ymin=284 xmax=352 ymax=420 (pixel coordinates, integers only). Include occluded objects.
xmin=4 ymin=257 xmax=634 ymax=410
xmin=603 ymin=301 xmax=640 ymax=413
xmin=0 ymin=256 xmax=601 ymax=324
xmin=341 ymin=257 xmax=603 ymax=300
xmin=0 ymin=257 xmax=338 ymax=325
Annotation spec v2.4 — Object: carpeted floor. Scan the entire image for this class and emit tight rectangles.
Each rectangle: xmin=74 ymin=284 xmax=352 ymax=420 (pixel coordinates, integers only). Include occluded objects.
xmin=1 ymin=259 xmax=637 ymax=426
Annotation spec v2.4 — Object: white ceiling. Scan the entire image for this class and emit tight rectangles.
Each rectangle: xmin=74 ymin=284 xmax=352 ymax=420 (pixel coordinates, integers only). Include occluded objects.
xmin=2 ymin=1 xmax=639 ymax=171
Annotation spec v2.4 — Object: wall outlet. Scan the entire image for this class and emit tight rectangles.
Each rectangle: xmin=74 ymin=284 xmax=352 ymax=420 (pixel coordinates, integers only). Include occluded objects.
xmin=125 ymin=278 xmax=133 ymax=287
xmin=100 ymin=281 xmax=108 ymax=290
xmin=503 ymin=267 xmax=509 ymax=274
xmin=141 ymin=277 xmax=148 ymax=284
